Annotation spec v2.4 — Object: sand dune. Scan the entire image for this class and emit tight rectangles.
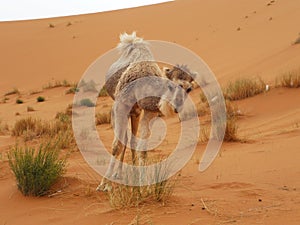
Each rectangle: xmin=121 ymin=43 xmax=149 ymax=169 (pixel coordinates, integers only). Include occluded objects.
xmin=0 ymin=0 xmax=300 ymax=224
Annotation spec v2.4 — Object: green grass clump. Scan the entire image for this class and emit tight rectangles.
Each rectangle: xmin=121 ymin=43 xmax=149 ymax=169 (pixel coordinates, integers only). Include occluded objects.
xmin=37 ymin=96 xmax=45 ymax=102
xmin=16 ymin=99 xmax=23 ymax=104
xmin=224 ymin=78 xmax=266 ymax=101
xmin=8 ymin=142 xmax=66 ymax=196
xmin=276 ymin=69 xmax=300 ymax=88
xmin=80 ymin=98 xmax=95 ymax=107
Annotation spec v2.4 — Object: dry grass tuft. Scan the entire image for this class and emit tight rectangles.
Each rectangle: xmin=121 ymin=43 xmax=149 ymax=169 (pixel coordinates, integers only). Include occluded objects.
xmin=95 ymin=111 xmax=111 ymax=125
xmin=224 ymin=78 xmax=266 ymax=100
xmin=200 ymin=100 xmax=240 ymax=142
xmin=276 ymin=69 xmax=300 ymax=88
xmin=12 ymin=113 xmax=75 ymax=149
xmin=4 ymin=88 xmax=20 ymax=96
xmin=0 ymin=119 xmax=9 ymax=135
xmin=43 ymin=80 xmax=72 ymax=89
xmin=27 ymin=106 xmax=35 ymax=112
xmin=106 ymin=160 xmax=179 ymax=208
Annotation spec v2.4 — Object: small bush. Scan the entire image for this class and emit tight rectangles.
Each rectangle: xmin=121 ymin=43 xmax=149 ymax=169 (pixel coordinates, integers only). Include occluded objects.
xmin=16 ymin=99 xmax=23 ymax=104
xmin=276 ymin=69 xmax=300 ymax=88
xmin=80 ymin=98 xmax=95 ymax=107
xmin=8 ymin=142 xmax=66 ymax=196
xmin=224 ymin=78 xmax=266 ymax=100
xmin=37 ymin=96 xmax=45 ymax=102
xmin=49 ymin=23 xmax=55 ymax=28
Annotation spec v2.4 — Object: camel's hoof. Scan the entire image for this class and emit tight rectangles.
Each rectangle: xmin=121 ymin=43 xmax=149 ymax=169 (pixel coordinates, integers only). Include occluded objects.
xmin=96 ymin=183 xmax=112 ymax=192
xmin=112 ymin=172 xmax=122 ymax=180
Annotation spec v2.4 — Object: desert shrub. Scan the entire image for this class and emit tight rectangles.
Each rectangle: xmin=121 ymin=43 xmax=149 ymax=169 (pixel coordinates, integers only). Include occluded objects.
xmin=276 ymin=69 xmax=300 ymax=88
xmin=106 ymin=161 xmax=178 ymax=208
xmin=49 ymin=23 xmax=55 ymax=28
xmin=16 ymin=99 xmax=23 ymax=104
xmin=36 ymin=96 xmax=45 ymax=102
xmin=8 ymin=142 xmax=66 ymax=196
xmin=96 ymin=111 xmax=111 ymax=125
xmin=80 ymin=98 xmax=95 ymax=107
xmin=224 ymin=78 xmax=266 ymax=100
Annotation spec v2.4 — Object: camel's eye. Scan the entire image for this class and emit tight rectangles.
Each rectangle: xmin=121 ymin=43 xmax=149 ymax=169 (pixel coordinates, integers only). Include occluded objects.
xmin=168 ymin=84 xmax=173 ymax=91
xmin=186 ymin=87 xmax=192 ymax=93
xmin=179 ymin=84 xmax=183 ymax=88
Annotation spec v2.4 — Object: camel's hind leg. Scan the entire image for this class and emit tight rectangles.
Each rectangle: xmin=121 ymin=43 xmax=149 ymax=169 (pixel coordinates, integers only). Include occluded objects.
xmin=136 ymin=110 xmax=158 ymax=185
xmin=97 ymin=103 xmax=129 ymax=191
xmin=130 ymin=106 xmax=141 ymax=165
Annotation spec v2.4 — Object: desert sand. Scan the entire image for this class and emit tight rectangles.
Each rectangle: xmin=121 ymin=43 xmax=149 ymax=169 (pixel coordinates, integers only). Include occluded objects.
xmin=0 ymin=0 xmax=300 ymax=224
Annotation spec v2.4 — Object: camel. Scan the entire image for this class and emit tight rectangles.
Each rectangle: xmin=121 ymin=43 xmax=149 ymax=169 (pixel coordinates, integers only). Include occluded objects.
xmin=96 ymin=32 xmax=196 ymax=191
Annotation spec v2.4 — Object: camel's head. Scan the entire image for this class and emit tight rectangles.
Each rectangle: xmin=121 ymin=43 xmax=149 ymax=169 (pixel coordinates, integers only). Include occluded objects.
xmin=163 ymin=64 xmax=199 ymax=89
xmin=158 ymin=78 xmax=193 ymax=116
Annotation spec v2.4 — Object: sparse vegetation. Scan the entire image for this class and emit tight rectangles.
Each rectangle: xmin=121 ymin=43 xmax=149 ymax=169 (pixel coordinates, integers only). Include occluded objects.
xmin=4 ymin=88 xmax=20 ymax=96
xmin=96 ymin=111 xmax=111 ymax=125
xmin=66 ymin=86 xmax=79 ymax=94
xmin=8 ymin=142 xmax=66 ymax=196
xmin=276 ymin=69 xmax=300 ymax=88
xmin=27 ymin=106 xmax=35 ymax=112
xmin=106 ymin=161 xmax=178 ymax=208
xmin=78 ymin=80 xmax=98 ymax=93
xmin=224 ymin=78 xmax=266 ymax=100
xmin=16 ymin=99 xmax=23 ymax=104
xmin=79 ymin=98 xmax=95 ymax=107
xmin=11 ymin=114 xmax=75 ymax=149
xmin=98 ymin=86 xmax=108 ymax=97
xmin=49 ymin=23 xmax=55 ymax=28
xmin=293 ymin=33 xmax=300 ymax=45
xmin=36 ymin=96 xmax=45 ymax=102
xmin=29 ymin=90 xmax=42 ymax=95
xmin=43 ymin=80 xmax=72 ymax=89
xmin=0 ymin=119 xmax=9 ymax=135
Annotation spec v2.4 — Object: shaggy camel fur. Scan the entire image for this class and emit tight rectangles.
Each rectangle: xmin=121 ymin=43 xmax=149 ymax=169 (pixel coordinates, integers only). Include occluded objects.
xmin=97 ymin=32 xmax=195 ymax=191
